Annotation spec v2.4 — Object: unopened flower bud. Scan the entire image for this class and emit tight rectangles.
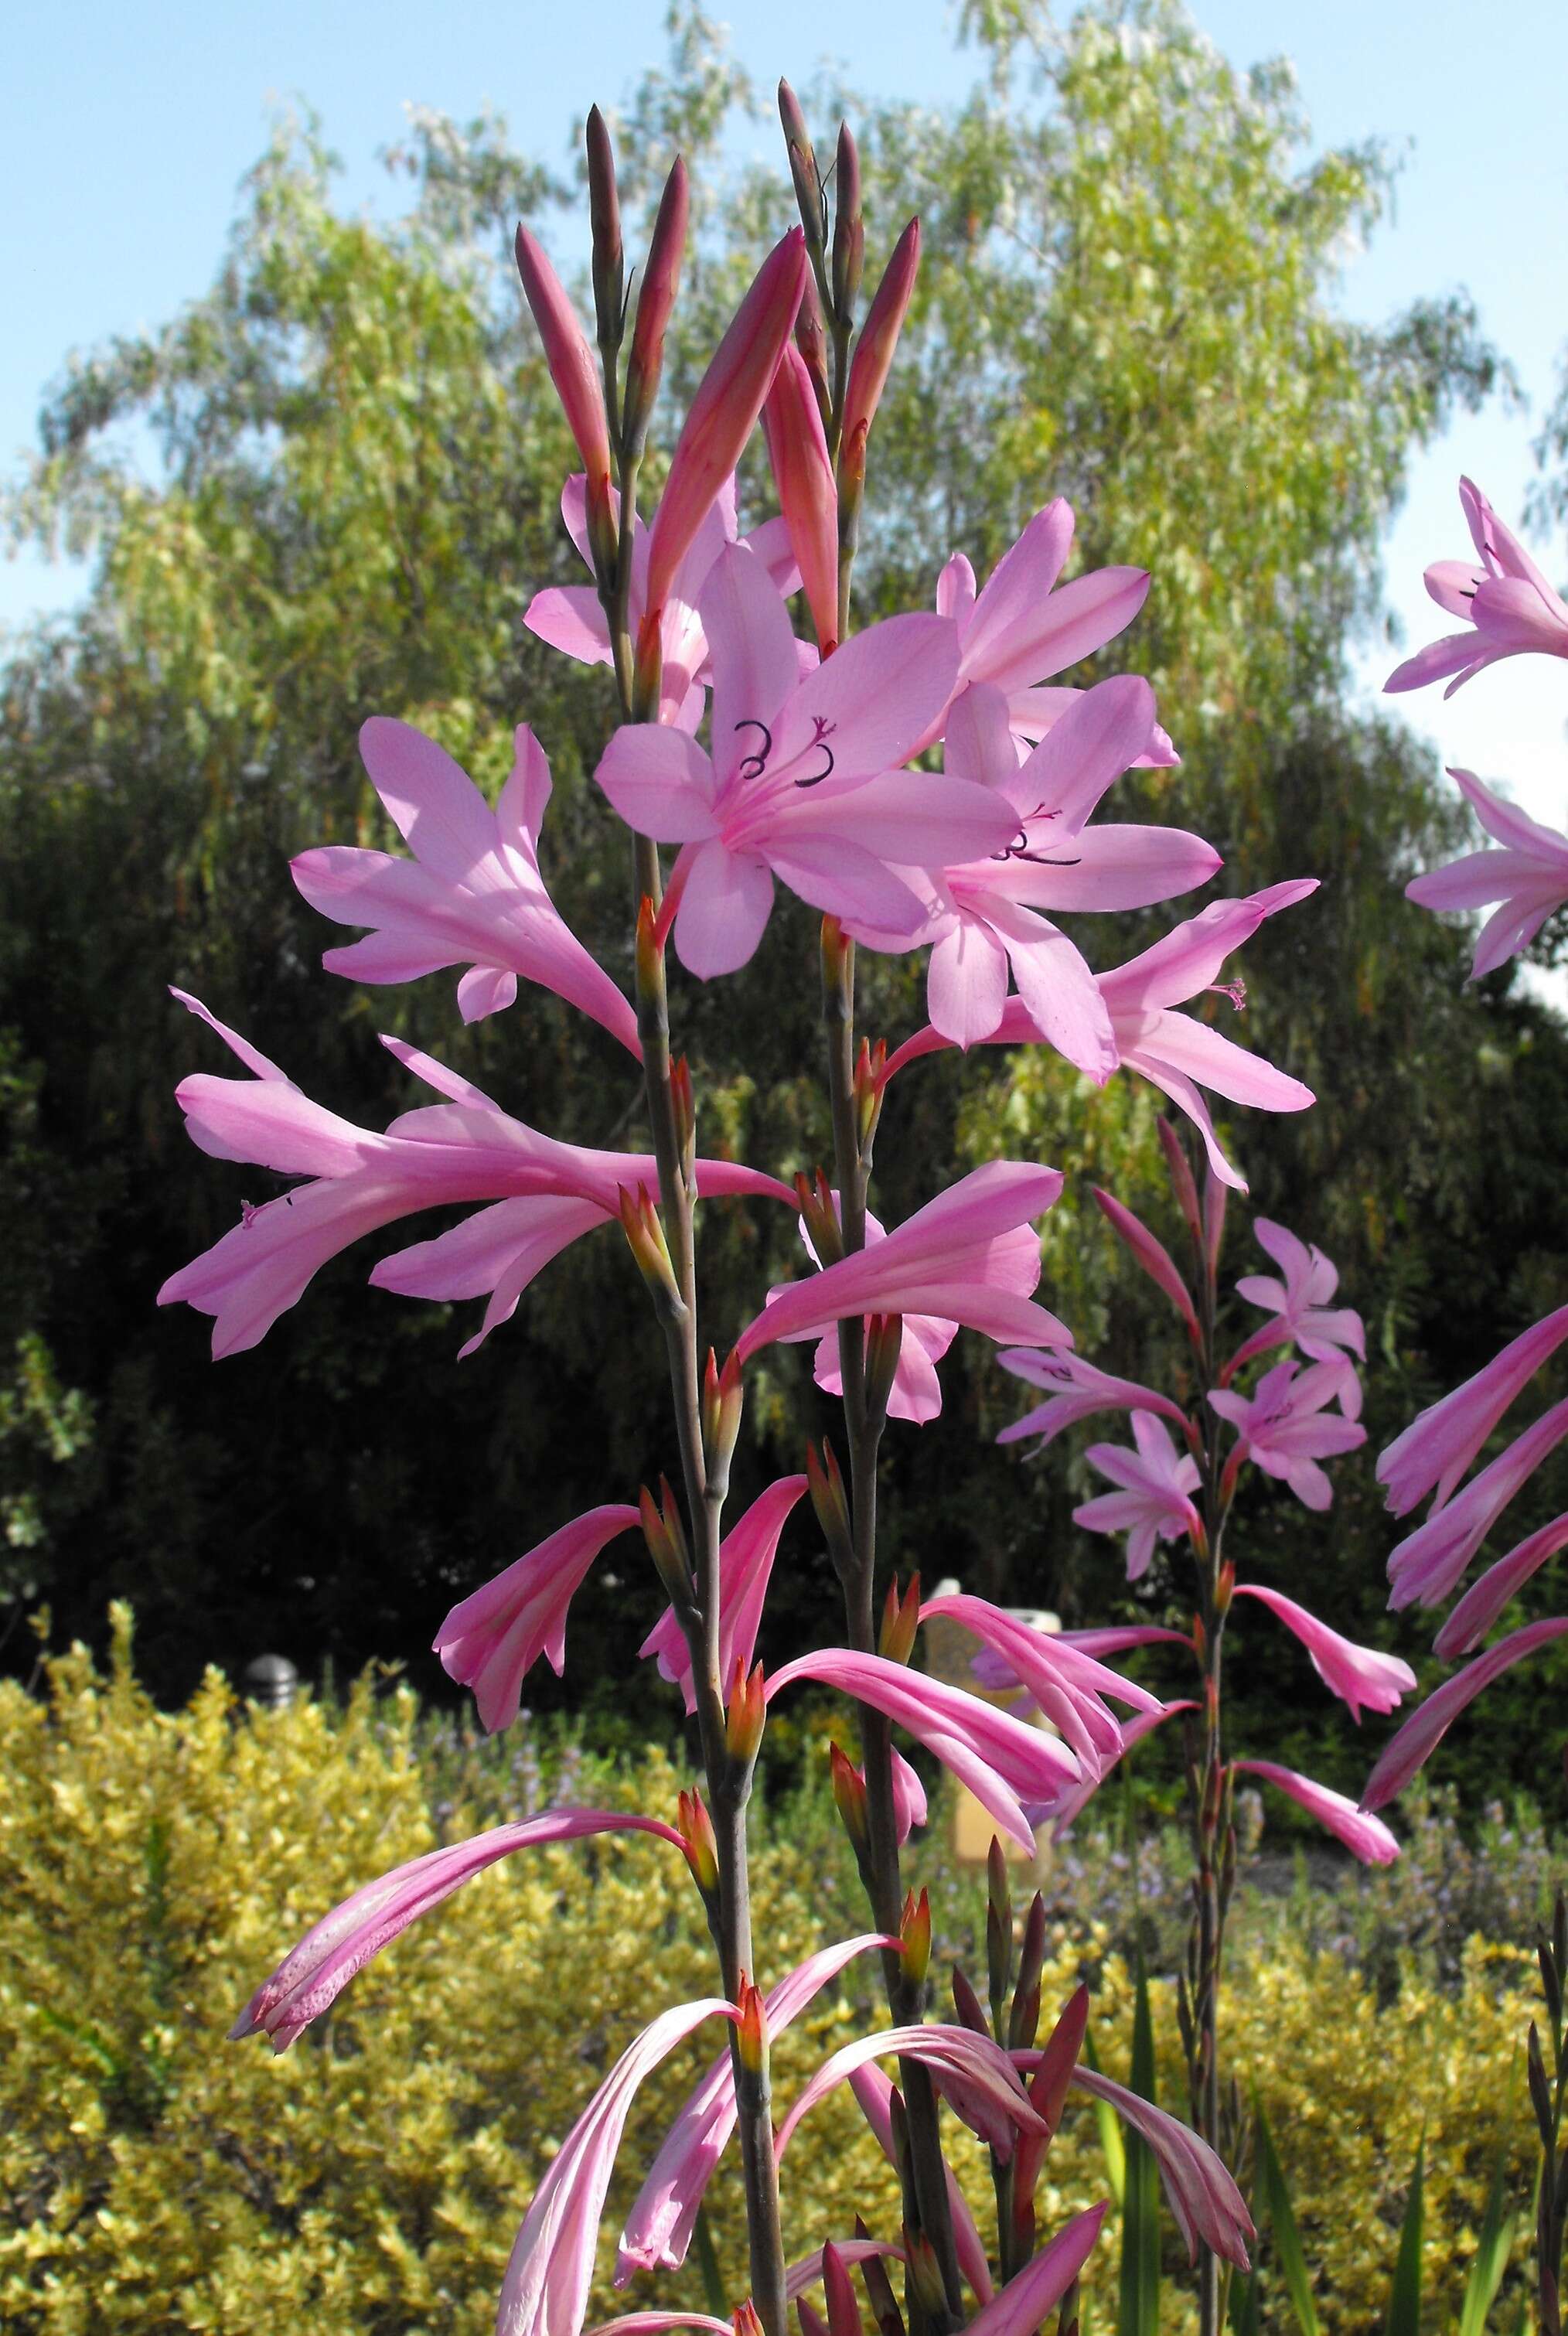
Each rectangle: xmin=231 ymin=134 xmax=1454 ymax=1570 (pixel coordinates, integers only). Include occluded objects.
xmin=677 ymin=1785 xmax=720 ymax=1898
xmin=1215 ymin=1558 xmax=1234 ymax=1614
xmin=822 ymin=2241 xmax=861 ymax=2336
xmin=878 ymin=1571 xmax=920 ymax=1666
xmin=950 ymin=1963 xmax=989 ymax=2037
xmin=1204 ymin=1171 xmax=1228 ymax=1275
xmin=735 ymin=1974 xmax=767 ymax=2072
xmin=762 ymin=343 xmax=839 ymax=655
xmin=796 ymin=2302 xmax=829 ymax=2336
xmin=854 ymin=2220 xmax=906 ymax=2336
xmin=734 ymin=2303 xmax=765 ymax=2336
xmin=987 ymin=1835 xmax=1012 ymax=2024
xmin=898 ymin=1886 xmax=931 ymax=1987
xmin=904 ymin=2226 xmax=946 ymax=2318
xmin=1056 ymin=2277 xmax=1081 ymax=2336
xmin=794 ymin=274 xmax=833 ymax=438
xmin=831 ymin=124 xmax=864 ymax=324
xmin=778 ymin=80 xmax=826 ymax=261
xmin=670 ymin=1054 xmax=696 ymax=1186
xmin=854 ymin=1037 xmax=887 ymax=1154
xmin=639 ymin=1476 xmax=693 ymax=1605
xmin=795 ymin=1168 xmax=844 ymax=1264
xmin=725 ymin=1659 xmax=766 ymax=1766
xmin=865 ymin=1312 xmax=905 ymax=1426
xmin=622 ymin=155 xmax=690 ymax=459
xmin=839 ymin=217 xmax=919 ymax=498
xmin=585 ymin=107 xmax=624 ymax=356
xmin=632 ymin=605 xmax=664 ymax=722
xmin=702 ymin=1347 xmax=745 ymax=1499
xmin=828 ymin=1741 xmax=870 ymax=1859
xmin=807 ymin=1438 xmax=855 ymax=1574
xmin=1030 ymin=1984 xmax=1089 ymax=2137
xmin=1009 ymin=1891 xmax=1047 ymax=2049
xmin=618 ymin=1182 xmax=683 ymax=1315
xmin=514 ymin=226 xmax=616 ymax=584
xmin=636 ymin=894 xmax=662 ymax=998
xmin=820 ymin=911 xmax=854 ymax=1002
xmin=1157 ymin=1114 xmax=1202 ymax=1249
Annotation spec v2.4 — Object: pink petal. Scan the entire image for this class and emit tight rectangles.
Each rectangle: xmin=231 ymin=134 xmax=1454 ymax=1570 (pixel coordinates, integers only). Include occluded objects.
xmin=673 ymin=838 xmax=776 ymax=977
xmin=594 ymin=725 xmax=719 ymax=844
xmin=1361 ymin=1618 xmax=1568 ymax=1810
xmin=1234 ymin=1758 xmax=1399 ymax=1863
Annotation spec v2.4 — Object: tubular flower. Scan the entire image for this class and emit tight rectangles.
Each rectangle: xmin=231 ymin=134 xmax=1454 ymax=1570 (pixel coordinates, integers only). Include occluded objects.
xmin=291 ymin=719 xmax=641 ymax=1047
xmin=156 ymin=993 xmax=791 ymax=1359
xmin=919 ymin=1590 xmax=1161 ymax=1780
xmin=1208 ymin=1359 xmax=1367 ymax=1512
xmin=997 ymin=1346 xmax=1190 ymax=1451
xmin=1066 ymin=2067 xmax=1253 ymax=2266
xmin=775 ymin=2021 xmax=1048 ymax=2163
xmin=639 ymin=1475 xmax=809 ymax=1713
xmin=1229 ymin=1584 xmax=1415 ymax=1721
xmin=739 ymin=1161 xmax=1072 ymax=1363
xmin=1386 ymin=476 xmax=1568 ymax=697
xmin=433 ymin=1506 xmax=642 ymax=1731
xmin=1073 ymin=1413 xmax=1203 ymax=1583
xmin=1227 ymin=1216 xmax=1365 ymax=1400
xmin=1385 ymin=1396 xmax=1568 ymax=1613
xmin=524 ymin=472 xmax=799 ymax=731
xmin=595 ymin=547 xmax=1014 ymax=977
xmin=791 ymin=1205 xmax=959 ymax=1424
xmin=1405 ymin=767 xmax=1568 ymax=979
xmin=1232 ymin=1759 xmax=1398 ymax=1864
xmin=1377 ymin=1303 xmax=1568 ymax=1517
xmin=1434 ymin=1513 xmax=1568 ymax=1657
xmin=230 ymin=1808 xmax=683 ymax=2051
xmin=1362 ymin=1618 xmax=1568 ymax=1810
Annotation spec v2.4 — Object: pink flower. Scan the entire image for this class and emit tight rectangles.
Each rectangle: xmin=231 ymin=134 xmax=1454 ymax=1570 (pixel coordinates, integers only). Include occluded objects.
xmin=1066 ymin=2066 xmax=1253 ymax=2266
xmin=738 ymin=1161 xmax=1072 ymax=1363
xmin=1386 ymin=476 xmax=1568 ymax=698
xmin=157 ymin=994 xmax=791 ymax=1359
xmin=847 ymin=2061 xmax=995 ymax=2303
xmin=762 ymin=343 xmax=839 ymax=653
xmin=959 ymin=2206 xmax=1108 ymax=2336
xmin=230 ymin=1808 xmax=683 ymax=2051
xmin=1434 ymin=1513 xmax=1568 ymax=1657
xmin=497 ymin=1996 xmax=737 ymax=2336
xmin=1406 ymin=767 xmax=1568 ymax=979
xmin=1378 ymin=1303 xmax=1568 ymax=1517
xmin=1074 ymin=1414 xmax=1203 ymax=1582
xmin=1229 ymin=1585 xmax=1414 ymax=1721
xmin=1208 ymin=1359 xmax=1366 ymax=1511
xmin=837 ymin=219 xmax=920 ymax=495
xmin=291 ymin=719 xmax=641 ymax=1046
xmin=1048 ymin=1703 xmax=1196 ymax=1838
xmin=617 ymin=1933 xmax=895 ymax=2281
xmin=766 ymin=1647 xmax=1083 ymax=1851
xmin=639 ymin=1476 xmax=808 ymax=1713
xmin=788 ymin=1206 xmax=959 ymax=1424
xmin=525 ymin=472 xmax=799 ymax=730
xmin=1385 ymin=1396 xmax=1568 ymax=1613
xmin=1361 ymin=1618 xmax=1568 ymax=1811
xmin=921 ymin=1591 xmax=1162 ymax=1784
xmin=433 ymin=1506 xmax=641 ymax=1731
xmin=513 ymin=227 xmax=614 ymax=560
xmin=996 ymin=1346 xmax=1190 ymax=1451
xmin=595 ymin=547 xmax=1015 ymax=977
xmin=775 ymin=2020 xmax=1049 ymax=2163
xmin=1227 ymin=1216 xmax=1364 ymax=1402
xmin=1232 ymin=1758 xmax=1398 ymax=1864
xmin=644 ymin=232 xmax=808 ymax=623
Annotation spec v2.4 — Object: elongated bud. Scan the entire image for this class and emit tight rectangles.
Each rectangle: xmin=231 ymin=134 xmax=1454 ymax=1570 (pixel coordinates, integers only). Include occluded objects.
xmin=677 ymin=1785 xmax=720 ymax=1897
xmin=1203 ymin=1170 xmax=1228 ymax=1276
xmin=854 ymin=1037 xmax=887 ymax=1153
xmin=636 ymin=894 xmax=662 ymax=997
xmin=829 ymin=1741 xmax=871 ymax=1857
xmin=878 ymin=1571 xmax=921 ymax=1666
xmin=1031 ymin=1983 xmax=1089 ymax=2137
xmin=854 ymin=2218 xmax=906 ymax=2336
xmin=778 ymin=80 xmax=827 ymax=262
xmin=795 ymin=272 xmax=833 ymax=438
xmin=904 ymin=2227 xmax=946 ymax=2318
xmin=807 ymin=1438 xmax=855 ymax=1573
xmin=865 ymin=1312 xmax=905 ymax=1426
xmin=820 ymin=910 xmax=854 ymax=1001
xmin=735 ymin=1974 xmax=767 ymax=2072
xmin=1009 ymin=1891 xmax=1047 ymax=2049
xmin=618 ymin=1182 xmax=683 ymax=1315
xmin=796 ymin=2304 xmax=829 ymax=2336
xmin=735 ymin=2304 xmax=765 ymax=2336
xmin=640 ymin=1475 xmax=693 ymax=1603
xmin=831 ymin=124 xmax=864 ymax=323
xmin=670 ymin=1054 xmax=696 ymax=1185
xmin=585 ymin=108 xmax=624 ymax=356
xmin=1091 ymin=1185 xmax=1202 ymax=1344
xmin=987 ymin=1835 xmax=1012 ymax=2027
xmin=623 ymin=155 xmax=690 ymax=459
xmin=1215 ymin=1558 xmax=1234 ymax=1615
xmin=1156 ymin=1113 xmax=1202 ymax=1248
xmin=796 ymin=1168 xmax=844 ymax=1264
xmin=646 ymin=230 xmax=807 ymax=621
xmin=839 ymin=218 xmax=919 ymax=496
xmin=514 ymin=226 xmax=616 ymax=582
xmin=632 ymin=605 xmax=664 ymax=722
xmin=725 ymin=1659 xmax=766 ymax=1765
xmin=951 ymin=1963 xmax=989 ymax=2037
xmin=822 ymin=2242 xmax=861 ymax=2336
xmin=762 ymin=343 xmax=839 ymax=654
xmin=899 ymin=1886 xmax=931 ymax=1987
xmin=702 ymin=1348 xmax=745 ymax=1497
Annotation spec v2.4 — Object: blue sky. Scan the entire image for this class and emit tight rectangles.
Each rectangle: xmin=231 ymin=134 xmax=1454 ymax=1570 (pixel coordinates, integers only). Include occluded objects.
xmin=5 ymin=0 xmax=1566 ymax=854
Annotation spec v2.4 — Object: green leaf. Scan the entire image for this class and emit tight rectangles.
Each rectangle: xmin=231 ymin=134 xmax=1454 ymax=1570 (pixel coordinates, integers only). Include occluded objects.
xmin=1116 ymin=1942 xmax=1161 ymax=2336
xmin=1253 ymin=2092 xmax=1322 ymax=2336
xmin=1384 ymin=2139 xmax=1426 ymax=2336
xmin=692 ymin=2201 xmax=727 ymax=2323
xmin=1457 ymin=2119 xmax=1518 ymax=2336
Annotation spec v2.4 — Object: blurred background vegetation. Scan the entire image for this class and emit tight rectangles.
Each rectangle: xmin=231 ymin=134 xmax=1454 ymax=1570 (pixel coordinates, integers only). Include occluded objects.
xmin=3 ymin=0 xmax=1568 ymax=1813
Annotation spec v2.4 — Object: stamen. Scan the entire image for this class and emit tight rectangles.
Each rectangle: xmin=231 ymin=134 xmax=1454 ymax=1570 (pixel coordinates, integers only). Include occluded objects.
xmin=735 ymin=718 xmax=772 ymax=782
xmin=1210 ymin=979 xmax=1246 ymax=1011
xmin=794 ymin=714 xmax=838 ymax=788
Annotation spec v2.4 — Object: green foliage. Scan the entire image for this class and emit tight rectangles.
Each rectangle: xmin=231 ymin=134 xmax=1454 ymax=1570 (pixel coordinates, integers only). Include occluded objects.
xmin=1250 ymin=2096 xmax=1323 ymax=2336
xmin=1115 ymin=1942 xmax=1161 ymax=2336
xmin=1384 ymin=2140 xmax=1426 ymax=2336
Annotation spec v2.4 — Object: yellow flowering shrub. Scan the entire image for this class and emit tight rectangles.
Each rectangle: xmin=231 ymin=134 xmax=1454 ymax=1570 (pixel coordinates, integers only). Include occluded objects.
xmin=0 ymin=1619 xmax=1543 ymax=2334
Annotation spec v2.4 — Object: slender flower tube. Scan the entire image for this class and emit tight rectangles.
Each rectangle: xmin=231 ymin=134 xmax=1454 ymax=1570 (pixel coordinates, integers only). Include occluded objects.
xmin=1434 ymin=1513 xmax=1568 ymax=1656
xmin=514 ymin=226 xmax=615 ymax=566
xmin=996 ymin=1347 xmax=1190 ymax=1451
xmin=433 ymin=1506 xmax=643 ymax=1731
xmin=838 ymin=219 xmax=920 ymax=495
xmin=1228 ymin=1218 xmax=1365 ymax=1393
xmin=291 ymin=719 xmax=641 ymax=1047
xmin=1362 ymin=1618 xmax=1568 ymax=1810
xmin=1406 ymin=767 xmax=1568 ymax=979
xmin=775 ymin=2021 xmax=1048 ymax=2162
xmin=639 ymin=1476 xmax=809 ymax=1714
xmin=1385 ymin=1396 xmax=1568 ymax=1611
xmin=1386 ymin=476 xmax=1568 ymax=697
xmin=618 ymin=1934 xmax=896 ymax=2280
xmin=1208 ymin=1359 xmax=1367 ymax=1512
xmin=1229 ymin=1584 xmax=1414 ymax=1721
xmin=230 ymin=1807 xmax=683 ymax=2051
xmin=762 ymin=343 xmax=839 ymax=653
xmin=1377 ymin=1303 xmax=1568 ymax=1516
xmin=644 ymin=232 xmax=809 ymax=625
xmin=1232 ymin=1759 xmax=1399 ymax=1863
xmin=1073 ymin=1413 xmax=1205 ymax=1582
xmin=1066 ymin=2067 xmax=1253 ymax=2266
xmin=847 ymin=2061 xmax=995 ymax=2302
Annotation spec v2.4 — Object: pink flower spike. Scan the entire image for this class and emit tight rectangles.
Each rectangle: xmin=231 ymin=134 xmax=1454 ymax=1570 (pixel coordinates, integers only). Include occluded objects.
xmin=1068 ymin=2067 xmax=1253 ymax=2267
xmin=1377 ymin=1304 xmax=1568 ymax=1517
xmin=1091 ymin=1188 xmax=1199 ymax=1339
xmin=617 ymin=1932 xmax=895 ymax=2282
xmin=230 ymin=1807 xmax=683 ymax=2052
xmin=1362 ymin=1618 xmax=1568 ymax=1811
xmin=847 ymin=2063 xmax=994 ymax=2302
xmin=1435 ymin=1513 xmax=1568 ymax=1657
xmin=839 ymin=218 xmax=921 ymax=491
xmin=775 ymin=2021 xmax=1048 ymax=2164
xmin=1386 ymin=476 xmax=1568 ymax=698
xmin=959 ymin=2206 xmax=1109 ymax=2336
xmin=497 ymin=1997 xmax=737 ymax=2336
xmin=766 ymin=1647 xmax=1082 ymax=1851
xmin=1233 ymin=1758 xmax=1399 ymax=1864
xmin=1049 ymin=1703 xmax=1197 ymax=1839
xmin=997 ymin=1346 xmax=1190 ymax=1451
xmin=741 ymin=1161 xmax=1069 ymax=1363
xmin=1074 ymin=1414 xmax=1204 ymax=1583
xmin=1208 ymin=1360 xmax=1367 ymax=1512
xmin=639 ymin=1475 xmax=808 ymax=1714
xmin=433 ymin=1506 xmax=641 ymax=1731
xmin=1228 ymin=1218 xmax=1364 ymax=1396
xmin=514 ymin=227 xmax=613 ymax=546
xmin=645 ymin=232 xmax=809 ymax=622
xmin=1229 ymin=1585 xmax=1415 ymax=1721
xmin=763 ymin=343 xmax=839 ymax=653
xmin=1386 ymin=1395 xmax=1568 ymax=1613
xmin=1406 ymin=768 xmax=1568 ymax=979
xmin=291 ymin=720 xmax=641 ymax=1051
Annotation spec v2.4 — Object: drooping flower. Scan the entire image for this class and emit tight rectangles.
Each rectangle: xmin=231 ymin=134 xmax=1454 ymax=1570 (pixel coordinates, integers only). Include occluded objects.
xmin=1229 ymin=1584 xmax=1414 ymax=1721
xmin=996 ymin=1347 xmax=1190 ymax=1451
xmin=291 ymin=719 xmax=641 ymax=1045
xmin=738 ymin=1161 xmax=1072 ymax=1363
xmin=639 ymin=1475 xmax=809 ymax=1712
xmin=1362 ymin=1618 xmax=1568 ymax=1810
xmin=1073 ymin=1413 xmax=1203 ymax=1582
xmin=1385 ymin=476 xmax=1568 ymax=698
xmin=1434 ymin=1513 xmax=1568 ymax=1657
xmin=1385 ymin=1396 xmax=1568 ymax=1613
xmin=230 ymin=1807 xmax=683 ymax=2051
xmin=433 ymin=1506 xmax=642 ymax=1731
xmin=595 ymin=547 xmax=1017 ymax=977
xmin=1208 ymin=1359 xmax=1367 ymax=1512
xmin=920 ymin=1590 xmax=1162 ymax=1781
xmin=1405 ymin=767 xmax=1568 ymax=980
xmin=1227 ymin=1218 xmax=1365 ymax=1401
xmin=774 ymin=2020 xmax=1049 ymax=2163
xmin=1232 ymin=1758 xmax=1398 ymax=1863
xmin=1066 ymin=2066 xmax=1253 ymax=2266
xmin=1377 ymin=1303 xmax=1568 ymax=1517
xmin=157 ymin=993 xmax=791 ymax=1359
